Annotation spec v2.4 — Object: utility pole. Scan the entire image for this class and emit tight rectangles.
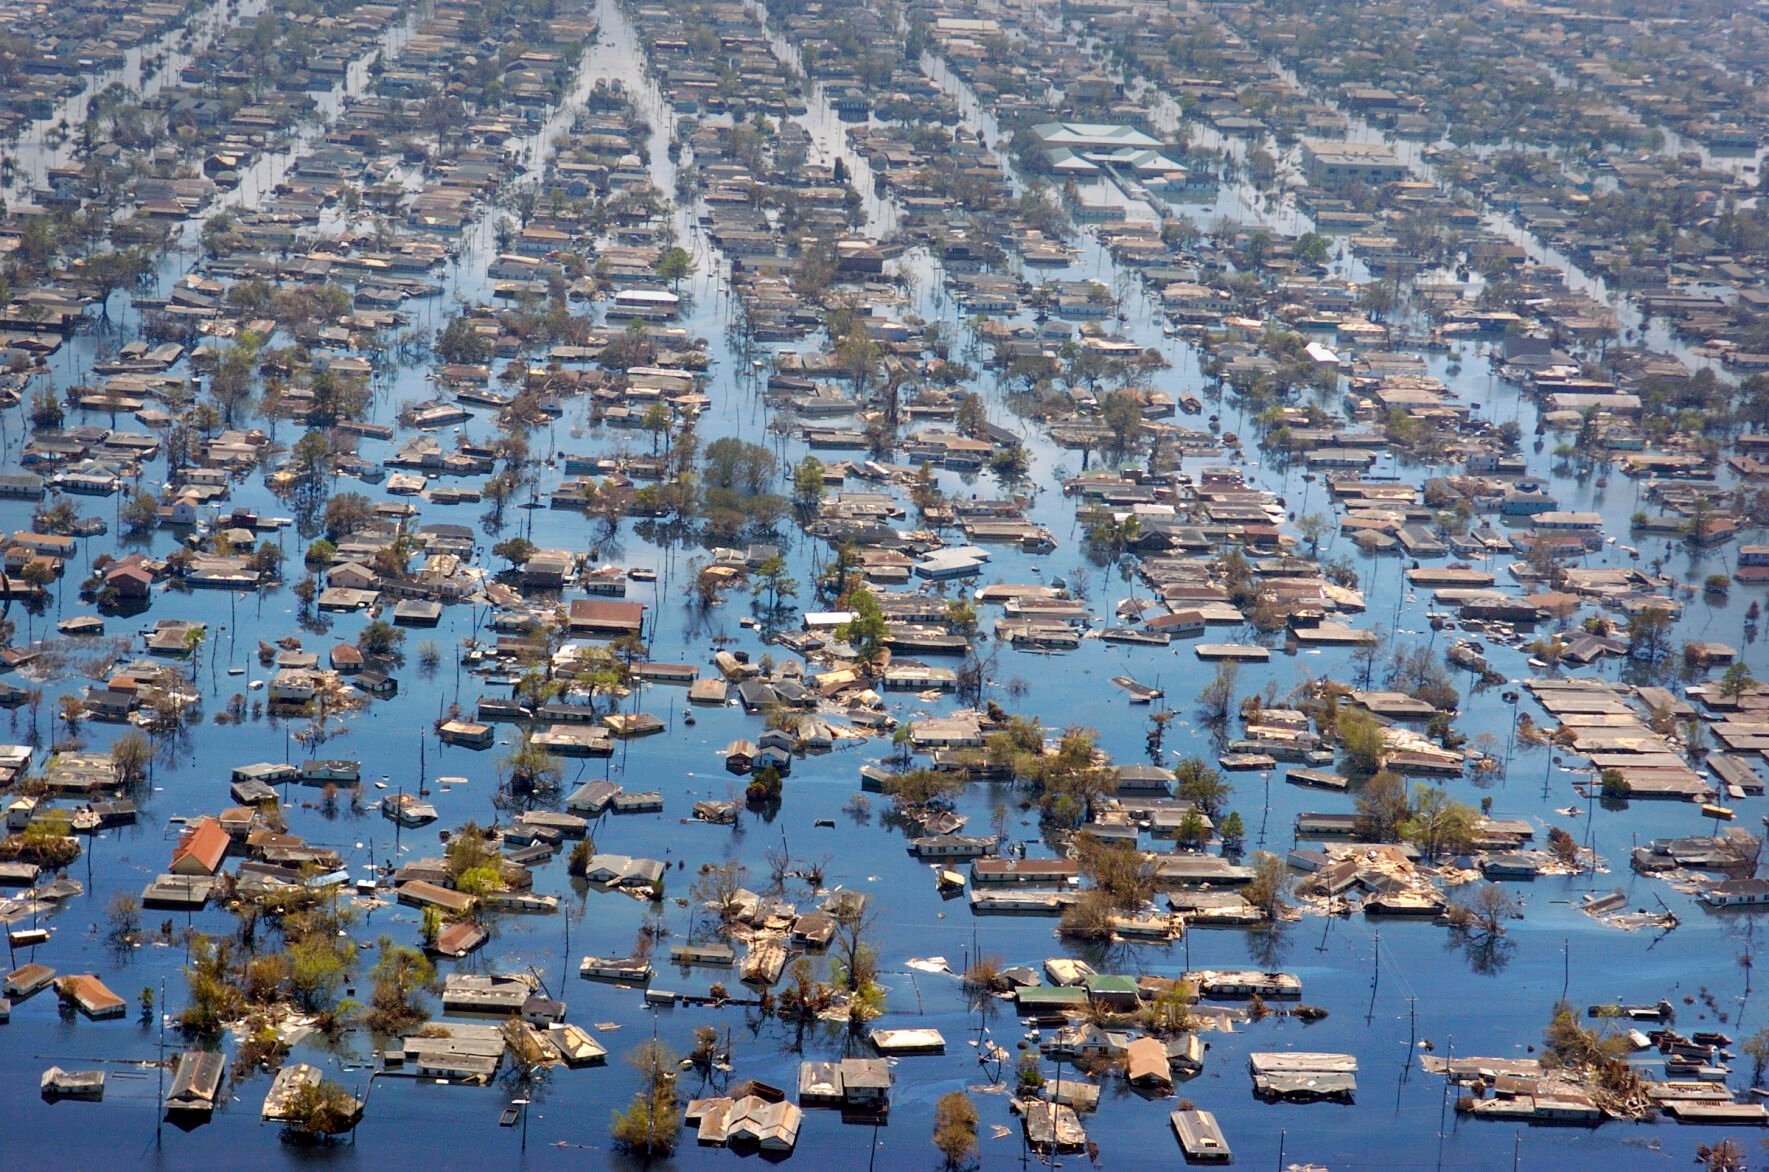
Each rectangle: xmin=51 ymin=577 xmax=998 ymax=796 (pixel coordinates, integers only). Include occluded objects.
xmin=1405 ymin=995 xmax=1417 ymax=1078
xmin=155 ymin=975 xmax=166 ymax=1143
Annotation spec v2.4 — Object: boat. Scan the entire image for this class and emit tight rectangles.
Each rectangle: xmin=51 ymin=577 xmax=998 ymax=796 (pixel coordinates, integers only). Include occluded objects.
xmin=381 ymin=793 xmax=438 ymax=827
xmin=1178 ymin=394 xmax=1203 ymax=415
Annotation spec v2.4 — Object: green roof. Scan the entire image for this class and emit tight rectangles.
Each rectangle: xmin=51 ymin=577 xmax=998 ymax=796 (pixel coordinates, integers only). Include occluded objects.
xmin=1082 ymin=974 xmax=1140 ymax=995
xmin=1015 ymin=986 xmax=1089 ymax=1008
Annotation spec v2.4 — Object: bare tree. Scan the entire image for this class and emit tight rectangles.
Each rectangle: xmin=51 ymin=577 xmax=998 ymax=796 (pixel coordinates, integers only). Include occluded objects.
xmin=689 ymin=860 xmax=749 ymax=934
xmin=1448 ymin=883 xmax=1520 ymax=939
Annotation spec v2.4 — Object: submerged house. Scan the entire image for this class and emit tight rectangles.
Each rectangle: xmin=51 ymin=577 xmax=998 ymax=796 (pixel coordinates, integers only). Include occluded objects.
xmin=169 ymin=818 xmax=229 ymax=876
xmin=165 ymin=1050 xmax=226 ymax=1116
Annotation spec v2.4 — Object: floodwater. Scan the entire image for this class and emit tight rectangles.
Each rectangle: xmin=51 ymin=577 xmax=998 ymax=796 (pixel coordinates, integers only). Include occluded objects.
xmin=0 ymin=0 xmax=1759 ymax=1167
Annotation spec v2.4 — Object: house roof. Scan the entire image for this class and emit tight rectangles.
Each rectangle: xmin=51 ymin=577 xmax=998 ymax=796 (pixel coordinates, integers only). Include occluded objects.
xmin=1126 ymin=1036 xmax=1171 ymax=1083
xmin=170 ymin=818 xmax=229 ymax=874
xmin=1031 ymin=122 xmax=1163 ymax=150
xmin=567 ymin=598 xmax=645 ymax=627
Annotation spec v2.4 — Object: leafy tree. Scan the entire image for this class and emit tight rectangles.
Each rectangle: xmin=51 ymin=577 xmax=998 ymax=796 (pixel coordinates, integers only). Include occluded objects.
xmin=835 ymin=321 xmax=883 ymax=398
xmin=364 ymin=937 xmax=435 ymax=1036
xmin=1016 ymin=726 xmax=1115 ymax=827
xmin=492 ymin=537 xmax=536 ymax=569
xmin=1073 ymin=832 xmax=1155 ymax=909
xmin=702 ymin=436 xmax=776 ymax=494
xmin=1720 ymin=661 xmax=1757 ymax=704
xmin=641 ymin=402 xmax=671 ymax=453
xmin=502 ymin=735 xmax=562 ymax=793
xmin=611 ymin=1039 xmax=681 ymax=1157
xmin=837 ymin=587 xmax=889 ymax=663
xmin=181 ymin=934 xmax=245 ymax=1035
xmin=652 ymin=246 xmax=695 ymax=290
xmin=307 ymin=366 xmax=370 ymax=427
xmin=829 ymin=902 xmax=883 ymax=1031
xmin=745 ymin=763 xmax=783 ymax=806
xmin=1540 ymin=1000 xmax=1644 ymax=1105
xmin=750 ymin=554 xmax=798 ymax=615
xmin=35 ymin=496 xmax=77 ymax=534
xmin=358 ymin=619 xmax=403 ymax=658
xmin=80 ymin=247 xmax=155 ymax=318
xmin=1243 ymin=851 xmax=1291 ymax=918
xmin=1196 ymin=661 xmax=1238 ymax=726
xmin=322 ymin=492 xmax=375 ymax=541
xmin=286 ymin=930 xmax=352 ymax=1012
xmin=1099 ymin=388 xmax=1143 ymax=458
xmin=932 ymin=1091 xmax=979 ymax=1169
xmin=1626 ymin=606 xmax=1674 ymax=661
xmin=1743 ymin=1028 xmax=1769 ymax=1086
xmin=122 ymin=490 xmax=159 ymax=535
xmin=954 ymin=392 xmax=987 ymax=436
xmin=0 ymin=815 xmax=79 ymax=867
xmin=1337 ymin=707 xmax=1387 ymax=775
xmin=281 ymin=1079 xmax=361 ymax=1139
xmin=1400 ymin=785 xmax=1479 ymax=860
xmin=791 ymin=456 xmax=824 ymax=520
xmin=881 ymin=768 xmax=963 ymax=812
xmin=436 ymin=315 xmax=493 ymax=365
xmin=1016 ymin=1051 xmax=1045 ymax=1094
xmin=209 ymin=335 xmax=260 ymax=424
xmin=1354 ymin=769 xmax=1410 ymax=840
xmin=1293 ymin=232 xmax=1331 ymax=266
xmin=19 ymin=558 xmax=55 ymax=602
xmin=29 ymin=388 xmax=64 ymax=430
xmin=1174 ymin=757 xmax=1231 ymax=820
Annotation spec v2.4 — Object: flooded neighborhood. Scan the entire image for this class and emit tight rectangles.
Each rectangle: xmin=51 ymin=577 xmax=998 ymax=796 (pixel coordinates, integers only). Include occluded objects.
xmin=4 ymin=0 xmax=1769 ymax=1166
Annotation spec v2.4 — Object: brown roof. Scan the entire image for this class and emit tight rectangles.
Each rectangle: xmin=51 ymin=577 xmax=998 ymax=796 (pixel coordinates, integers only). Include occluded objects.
xmin=397 ymin=880 xmax=476 ymax=913
xmin=568 ymin=599 xmax=645 ymax=629
xmin=170 ymin=818 xmax=229 ymax=875
xmin=434 ymin=919 xmax=489 ymax=957
xmin=56 ymin=973 xmax=126 ymax=1015
xmin=1126 ymin=1036 xmax=1171 ymax=1084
